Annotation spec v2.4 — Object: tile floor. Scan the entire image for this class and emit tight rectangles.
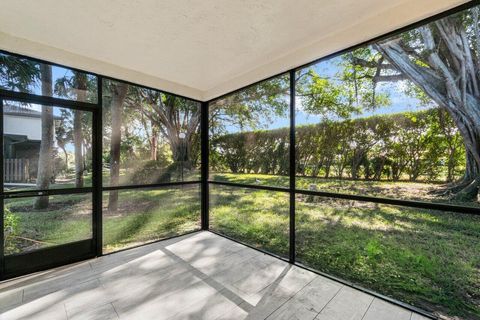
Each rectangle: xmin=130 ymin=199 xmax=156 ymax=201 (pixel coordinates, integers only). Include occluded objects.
xmin=0 ymin=231 xmax=430 ymax=320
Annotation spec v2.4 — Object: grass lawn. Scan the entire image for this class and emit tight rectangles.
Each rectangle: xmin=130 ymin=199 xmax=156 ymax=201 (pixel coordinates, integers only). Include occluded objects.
xmin=4 ymin=171 xmax=479 ymax=319
xmin=102 ymin=185 xmax=201 ymax=252
xmin=4 ymin=193 xmax=93 ymax=255
xmin=210 ymin=173 xmax=480 ymax=320
xmin=210 ymin=185 xmax=290 ymax=257
xmin=4 ymin=185 xmax=201 ymax=255
xmin=211 ymin=172 xmax=480 ymax=207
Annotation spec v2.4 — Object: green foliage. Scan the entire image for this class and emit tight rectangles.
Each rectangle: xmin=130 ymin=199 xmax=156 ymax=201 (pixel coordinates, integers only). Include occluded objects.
xmin=210 ymin=74 xmax=289 ymax=134
xmin=211 ymin=108 xmax=465 ymax=183
xmin=211 ymin=127 xmax=289 ymax=175
xmin=3 ymin=207 xmax=19 ymax=254
xmin=4 ymin=207 xmax=18 ymax=236
xmin=129 ymin=159 xmax=172 ymax=184
xmin=0 ymin=53 xmax=39 ymax=92
xmin=54 ymin=72 xmax=97 ymax=102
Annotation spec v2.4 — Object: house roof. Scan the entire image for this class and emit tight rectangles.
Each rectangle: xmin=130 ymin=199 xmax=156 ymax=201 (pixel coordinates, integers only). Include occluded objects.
xmin=4 ymin=104 xmax=61 ymax=119
xmin=4 ymin=104 xmax=42 ymax=118
xmin=0 ymin=0 xmax=469 ymax=101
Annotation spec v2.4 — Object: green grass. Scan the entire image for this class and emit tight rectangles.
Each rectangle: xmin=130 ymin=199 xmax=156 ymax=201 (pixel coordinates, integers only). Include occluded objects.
xmin=4 ymin=172 xmax=479 ymax=319
xmin=210 ymin=185 xmax=290 ymax=257
xmin=4 ymin=185 xmax=201 ymax=255
xmin=102 ymin=186 xmax=201 ymax=252
xmin=295 ymin=198 xmax=480 ymax=319
xmin=211 ymin=172 xmax=479 ymax=207
xmin=4 ymin=193 xmax=92 ymax=254
xmin=208 ymin=177 xmax=480 ymax=320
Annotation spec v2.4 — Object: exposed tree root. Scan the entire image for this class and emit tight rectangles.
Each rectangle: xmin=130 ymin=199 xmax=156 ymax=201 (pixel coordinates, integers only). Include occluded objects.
xmin=429 ymin=176 xmax=480 ymax=202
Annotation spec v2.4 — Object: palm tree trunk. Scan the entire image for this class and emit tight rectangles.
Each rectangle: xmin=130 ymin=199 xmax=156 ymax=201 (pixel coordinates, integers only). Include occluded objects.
xmin=73 ymin=110 xmax=84 ymax=187
xmin=73 ymin=72 xmax=87 ymax=188
xmin=34 ymin=64 xmax=54 ymax=209
xmin=108 ymin=82 xmax=128 ymax=212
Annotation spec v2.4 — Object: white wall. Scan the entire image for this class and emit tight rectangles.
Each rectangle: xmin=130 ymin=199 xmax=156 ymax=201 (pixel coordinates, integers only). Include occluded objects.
xmin=4 ymin=115 xmax=42 ymax=140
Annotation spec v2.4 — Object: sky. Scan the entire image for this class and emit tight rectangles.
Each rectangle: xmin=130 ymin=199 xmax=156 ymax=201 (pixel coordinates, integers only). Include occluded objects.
xmin=222 ymin=54 xmax=434 ymax=133
xmin=3 ymin=53 xmax=435 ymax=138
xmin=0 ymin=56 xmax=96 ymax=101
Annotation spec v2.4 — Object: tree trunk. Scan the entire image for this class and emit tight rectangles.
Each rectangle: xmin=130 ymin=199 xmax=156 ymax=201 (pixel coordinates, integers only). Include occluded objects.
xmin=73 ymin=73 xmax=87 ymax=187
xmin=108 ymin=82 xmax=128 ymax=212
xmin=150 ymin=132 xmax=158 ymax=161
xmin=34 ymin=65 xmax=54 ymax=209
xmin=73 ymin=110 xmax=84 ymax=187
xmin=62 ymin=147 xmax=68 ymax=171
xmin=376 ymin=21 xmax=480 ymax=200
xmin=351 ymin=150 xmax=364 ymax=179
xmin=448 ymin=150 xmax=480 ymax=200
xmin=134 ymin=94 xmax=201 ymax=173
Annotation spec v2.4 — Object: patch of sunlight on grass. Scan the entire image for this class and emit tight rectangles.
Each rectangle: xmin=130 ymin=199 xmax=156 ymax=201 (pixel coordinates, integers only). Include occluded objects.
xmin=102 ymin=186 xmax=201 ymax=253
xmin=210 ymin=185 xmax=289 ymax=257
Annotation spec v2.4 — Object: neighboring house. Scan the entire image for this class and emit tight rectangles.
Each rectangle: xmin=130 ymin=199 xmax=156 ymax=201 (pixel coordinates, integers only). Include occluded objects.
xmin=3 ymin=104 xmax=57 ymax=183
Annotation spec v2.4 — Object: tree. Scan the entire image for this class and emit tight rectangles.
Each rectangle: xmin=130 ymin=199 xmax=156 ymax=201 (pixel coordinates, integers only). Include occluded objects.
xmin=34 ymin=64 xmax=54 ymax=209
xmin=73 ymin=72 xmax=87 ymax=187
xmin=55 ymin=72 xmax=94 ymax=187
xmin=107 ymin=81 xmax=128 ymax=212
xmin=55 ymin=113 xmax=72 ymax=170
xmin=129 ymin=90 xmax=201 ymax=170
xmin=0 ymin=54 xmax=38 ymax=91
xmin=367 ymin=8 xmax=480 ymax=200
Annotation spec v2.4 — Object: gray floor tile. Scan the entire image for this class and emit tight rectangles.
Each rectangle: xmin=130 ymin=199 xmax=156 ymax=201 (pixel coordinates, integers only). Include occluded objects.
xmin=362 ymin=298 xmax=412 ymax=320
xmin=0 ymin=232 xmax=427 ymax=320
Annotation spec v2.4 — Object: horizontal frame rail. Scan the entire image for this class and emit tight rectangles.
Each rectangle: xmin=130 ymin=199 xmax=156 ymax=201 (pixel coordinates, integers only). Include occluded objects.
xmin=2 ymin=239 xmax=95 ymax=280
xmin=295 ymin=189 xmax=480 ymax=215
xmin=100 ymin=229 xmax=202 ymax=257
xmin=209 ymin=180 xmax=290 ymax=192
xmin=0 ymin=89 xmax=98 ymax=111
xmin=209 ymin=181 xmax=479 ymax=215
xmin=2 ymin=187 xmax=93 ymax=198
xmin=102 ymin=180 xmax=201 ymax=191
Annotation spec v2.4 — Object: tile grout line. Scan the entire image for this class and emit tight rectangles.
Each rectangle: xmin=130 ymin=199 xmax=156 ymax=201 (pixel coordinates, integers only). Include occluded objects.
xmin=111 ymin=302 xmax=120 ymax=319
xmin=360 ymin=296 xmax=375 ymax=320
xmin=228 ymin=255 xmax=290 ymax=296
xmin=263 ymin=273 xmax=319 ymax=320
xmin=313 ymin=284 xmax=344 ymax=319
xmin=63 ymin=302 xmax=69 ymax=320
xmin=160 ymin=244 xmax=259 ymax=313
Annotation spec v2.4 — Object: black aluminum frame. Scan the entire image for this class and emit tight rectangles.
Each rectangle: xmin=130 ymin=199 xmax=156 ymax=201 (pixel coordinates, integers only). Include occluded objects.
xmin=204 ymin=2 xmax=480 ymax=319
xmin=0 ymin=58 xmax=203 ymax=280
xmin=0 ymin=90 xmax=99 ymax=279
xmin=0 ymin=1 xmax=478 ymax=318
xmin=97 ymin=75 xmax=203 ymax=256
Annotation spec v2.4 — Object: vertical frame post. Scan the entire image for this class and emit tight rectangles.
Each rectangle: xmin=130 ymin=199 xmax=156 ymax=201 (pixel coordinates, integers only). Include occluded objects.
xmin=201 ymin=101 xmax=209 ymax=230
xmin=93 ymin=76 xmax=103 ymax=256
xmin=0 ymin=98 xmax=4 ymax=278
xmin=289 ymin=70 xmax=296 ymax=263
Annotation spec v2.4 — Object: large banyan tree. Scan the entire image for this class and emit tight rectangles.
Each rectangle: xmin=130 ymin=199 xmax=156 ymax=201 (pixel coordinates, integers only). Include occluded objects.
xmin=104 ymin=80 xmax=202 ymax=211
xmin=348 ymin=6 xmax=480 ymax=200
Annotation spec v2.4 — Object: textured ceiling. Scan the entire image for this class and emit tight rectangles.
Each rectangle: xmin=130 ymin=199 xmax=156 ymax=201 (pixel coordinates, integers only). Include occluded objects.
xmin=0 ymin=0 xmax=468 ymax=100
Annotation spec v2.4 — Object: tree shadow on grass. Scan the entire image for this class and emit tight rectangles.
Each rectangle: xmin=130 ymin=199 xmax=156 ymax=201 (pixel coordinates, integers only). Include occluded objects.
xmin=299 ymin=196 xmax=480 ymax=237
xmin=105 ymin=211 xmax=154 ymax=248
xmin=295 ymin=203 xmax=480 ymax=319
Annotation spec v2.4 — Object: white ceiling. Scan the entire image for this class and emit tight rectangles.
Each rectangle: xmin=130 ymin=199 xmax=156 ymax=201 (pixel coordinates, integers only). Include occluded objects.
xmin=0 ymin=0 xmax=469 ymax=101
